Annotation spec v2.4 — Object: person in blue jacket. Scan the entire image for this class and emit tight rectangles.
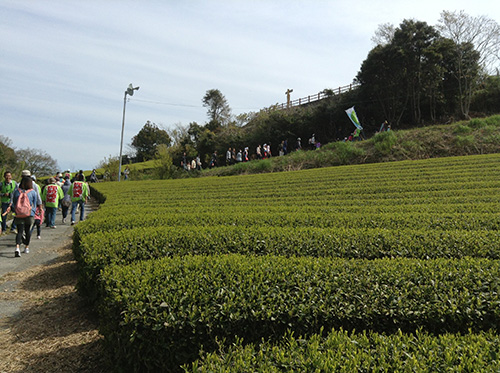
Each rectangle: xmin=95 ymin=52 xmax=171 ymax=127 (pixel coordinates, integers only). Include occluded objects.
xmin=7 ymin=175 xmax=41 ymax=257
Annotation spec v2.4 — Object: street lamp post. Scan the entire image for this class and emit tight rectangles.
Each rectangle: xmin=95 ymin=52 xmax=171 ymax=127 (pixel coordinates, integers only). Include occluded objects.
xmin=118 ymin=84 xmax=139 ymax=181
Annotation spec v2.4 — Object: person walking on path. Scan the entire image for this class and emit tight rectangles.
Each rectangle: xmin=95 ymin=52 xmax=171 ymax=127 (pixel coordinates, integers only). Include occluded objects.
xmin=7 ymin=175 xmax=41 ymax=257
xmin=226 ymin=147 xmax=232 ymax=166
xmin=89 ymin=169 xmax=98 ymax=183
xmin=61 ymin=175 xmax=72 ymax=224
xmin=42 ymin=177 xmax=64 ymax=229
xmin=209 ymin=150 xmax=218 ymax=168
xmin=30 ymin=174 xmax=42 ymax=203
xmin=1 ymin=171 xmax=17 ymax=234
xmin=30 ymin=203 xmax=44 ymax=240
xmin=69 ymin=172 xmax=89 ymax=225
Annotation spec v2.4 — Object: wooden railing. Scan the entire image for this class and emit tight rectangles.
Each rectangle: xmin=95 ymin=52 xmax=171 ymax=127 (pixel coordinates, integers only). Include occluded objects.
xmin=265 ymin=83 xmax=359 ymax=111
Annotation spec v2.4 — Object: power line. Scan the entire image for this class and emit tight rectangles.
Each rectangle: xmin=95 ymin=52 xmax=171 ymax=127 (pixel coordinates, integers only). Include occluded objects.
xmin=130 ymin=97 xmax=261 ymax=112
xmin=129 ymin=98 xmax=201 ymax=108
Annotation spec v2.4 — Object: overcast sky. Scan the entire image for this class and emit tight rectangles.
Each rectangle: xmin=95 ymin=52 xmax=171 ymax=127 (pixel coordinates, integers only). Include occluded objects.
xmin=1 ymin=0 xmax=499 ymax=172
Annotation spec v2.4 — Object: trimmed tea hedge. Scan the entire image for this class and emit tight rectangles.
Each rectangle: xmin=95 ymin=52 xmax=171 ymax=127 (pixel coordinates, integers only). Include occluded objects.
xmin=73 ymin=153 xmax=500 ymax=371
xmin=99 ymin=254 xmax=500 ymax=371
xmin=77 ymin=225 xmax=500 ymax=300
xmin=186 ymin=328 xmax=500 ymax=372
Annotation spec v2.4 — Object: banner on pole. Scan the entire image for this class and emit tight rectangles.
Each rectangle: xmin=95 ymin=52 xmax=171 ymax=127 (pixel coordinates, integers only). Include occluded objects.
xmin=345 ymin=106 xmax=363 ymax=130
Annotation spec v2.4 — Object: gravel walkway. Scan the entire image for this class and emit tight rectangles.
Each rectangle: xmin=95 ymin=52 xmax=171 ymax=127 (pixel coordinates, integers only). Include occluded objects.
xmin=0 ymin=203 xmax=93 ymax=323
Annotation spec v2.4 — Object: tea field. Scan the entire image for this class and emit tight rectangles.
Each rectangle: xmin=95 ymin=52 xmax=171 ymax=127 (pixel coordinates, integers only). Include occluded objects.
xmin=75 ymin=153 xmax=500 ymax=371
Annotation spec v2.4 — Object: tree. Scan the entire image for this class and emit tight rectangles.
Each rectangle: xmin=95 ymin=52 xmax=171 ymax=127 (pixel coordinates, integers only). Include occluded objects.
xmin=168 ymin=123 xmax=193 ymax=148
xmin=392 ymin=20 xmax=440 ymax=124
xmin=202 ymin=89 xmax=232 ymax=128
xmin=187 ymin=122 xmax=203 ymax=144
xmin=371 ymin=22 xmax=395 ymax=46
xmin=471 ymin=74 xmax=500 ymax=114
xmin=437 ymin=10 xmax=500 ymax=73
xmin=154 ymin=144 xmax=175 ymax=179
xmin=16 ymin=148 xmax=59 ymax=176
xmin=96 ymin=155 xmax=120 ymax=181
xmin=235 ymin=112 xmax=256 ymax=127
xmin=437 ymin=10 xmax=495 ymax=118
xmin=357 ymin=43 xmax=409 ymax=126
xmin=424 ymin=37 xmax=456 ymax=121
xmin=358 ymin=20 xmax=449 ymax=126
xmin=0 ymin=136 xmax=18 ymax=171
xmin=131 ymin=121 xmax=172 ymax=162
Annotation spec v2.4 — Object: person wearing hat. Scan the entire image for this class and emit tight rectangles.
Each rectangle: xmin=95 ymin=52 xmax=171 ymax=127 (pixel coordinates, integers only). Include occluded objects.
xmin=295 ymin=137 xmax=302 ymax=151
xmin=41 ymin=177 xmax=64 ymax=229
xmin=30 ymin=174 xmax=42 ymax=199
xmin=55 ymin=172 xmax=64 ymax=187
xmin=0 ymin=171 xmax=17 ymax=233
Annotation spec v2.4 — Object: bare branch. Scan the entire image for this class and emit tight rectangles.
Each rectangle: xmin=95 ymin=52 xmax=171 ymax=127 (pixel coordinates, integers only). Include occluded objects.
xmin=437 ymin=10 xmax=500 ymax=73
xmin=371 ymin=23 xmax=395 ymax=46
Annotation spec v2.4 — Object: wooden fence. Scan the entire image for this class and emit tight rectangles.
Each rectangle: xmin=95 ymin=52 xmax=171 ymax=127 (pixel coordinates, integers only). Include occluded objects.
xmin=265 ymin=83 xmax=359 ymax=111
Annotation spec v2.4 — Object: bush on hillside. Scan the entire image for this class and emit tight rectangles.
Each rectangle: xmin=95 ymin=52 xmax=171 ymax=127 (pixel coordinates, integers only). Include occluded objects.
xmin=372 ymin=130 xmax=397 ymax=155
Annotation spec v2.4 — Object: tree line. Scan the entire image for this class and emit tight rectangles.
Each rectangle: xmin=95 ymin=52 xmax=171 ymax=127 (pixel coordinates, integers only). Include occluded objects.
xmin=3 ymin=12 xmax=498 ymax=177
xmin=99 ymin=11 xmax=500 ymax=175
xmin=0 ymin=135 xmax=59 ymax=178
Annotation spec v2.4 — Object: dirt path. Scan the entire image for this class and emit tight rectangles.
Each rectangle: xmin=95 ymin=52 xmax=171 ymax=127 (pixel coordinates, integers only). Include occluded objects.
xmin=0 ymin=201 xmax=106 ymax=372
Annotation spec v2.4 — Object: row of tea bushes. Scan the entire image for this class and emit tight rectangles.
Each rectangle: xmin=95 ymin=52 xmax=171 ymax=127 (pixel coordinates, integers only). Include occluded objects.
xmin=99 ymin=254 xmax=500 ymax=371
xmin=186 ymin=328 xmax=500 ymax=372
xmin=76 ymin=154 xmax=500 ymax=247
xmin=76 ymin=224 xmax=500 ymax=300
xmin=73 ymin=208 xmax=500 ymax=253
xmin=76 ymin=153 xmax=500 ymax=371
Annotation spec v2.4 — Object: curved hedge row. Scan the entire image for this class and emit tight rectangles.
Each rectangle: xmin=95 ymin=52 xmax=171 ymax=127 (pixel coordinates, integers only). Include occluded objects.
xmin=74 ymin=210 xmax=500 ymax=250
xmin=100 ymin=255 xmax=500 ymax=371
xmin=76 ymin=153 xmax=500 ymax=371
xmin=76 ymin=225 xmax=500 ymax=299
xmin=186 ymin=329 xmax=500 ymax=372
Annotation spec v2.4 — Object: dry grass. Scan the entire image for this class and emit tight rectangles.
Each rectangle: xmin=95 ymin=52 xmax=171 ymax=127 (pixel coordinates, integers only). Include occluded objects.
xmin=0 ymin=242 xmax=106 ymax=373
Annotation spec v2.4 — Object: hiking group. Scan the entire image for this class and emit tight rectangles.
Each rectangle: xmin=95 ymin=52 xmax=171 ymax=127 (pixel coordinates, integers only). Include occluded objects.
xmin=0 ymin=169 xmax=89 ymax=257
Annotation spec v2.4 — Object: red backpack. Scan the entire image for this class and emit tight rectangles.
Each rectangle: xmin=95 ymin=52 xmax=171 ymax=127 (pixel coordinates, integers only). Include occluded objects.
xmin=15 ymin=189 xmax=32 ymax=218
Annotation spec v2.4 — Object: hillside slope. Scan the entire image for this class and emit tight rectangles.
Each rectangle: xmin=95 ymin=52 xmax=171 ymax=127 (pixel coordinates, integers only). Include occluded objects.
xmin=97 ymin=114 xmax=500 ymax=180
xmin=203 ymin=115 xmax=500 ymax=177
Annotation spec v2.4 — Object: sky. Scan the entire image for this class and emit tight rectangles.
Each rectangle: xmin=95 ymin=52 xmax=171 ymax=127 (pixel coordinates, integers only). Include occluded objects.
xmin=1 ymin=0 xmax=499 ymax=172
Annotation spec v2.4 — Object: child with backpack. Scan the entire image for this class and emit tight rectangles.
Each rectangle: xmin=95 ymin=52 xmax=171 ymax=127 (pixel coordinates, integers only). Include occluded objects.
xmin=30 ymin=204 xmax=44 ymax=240
xmin=7 ymin=174 xmax=40 ymax=257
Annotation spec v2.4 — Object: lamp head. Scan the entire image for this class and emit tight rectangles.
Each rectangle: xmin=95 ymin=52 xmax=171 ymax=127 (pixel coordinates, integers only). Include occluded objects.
xmin=126 ymin=83 xmax=140 ymax=96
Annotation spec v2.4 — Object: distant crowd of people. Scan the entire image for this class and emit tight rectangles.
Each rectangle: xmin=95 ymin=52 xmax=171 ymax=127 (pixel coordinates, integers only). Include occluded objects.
xmin=0 ymin=169 xmax=90 ymax=257
xmin=181 ymin=134 xmax=328 ymax=170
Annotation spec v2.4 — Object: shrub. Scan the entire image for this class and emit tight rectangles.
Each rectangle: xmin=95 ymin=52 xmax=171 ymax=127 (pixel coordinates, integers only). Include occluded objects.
xmin=373 ymin=130 xmax=397 ymax=155
xmin=331 ymin=141 xmax=365 ymax=164
xmin=188 ymin=329 xmax=500 ymax=372
xmin=100 ymin=255 xmax=500 ymax=371
xmin=453 ymin=124 xmax=473 ymax=135
xmin=468 ymin=118 xmax=486 ymax=129
xmin=455 ymin=135 xmax=475 ymax=148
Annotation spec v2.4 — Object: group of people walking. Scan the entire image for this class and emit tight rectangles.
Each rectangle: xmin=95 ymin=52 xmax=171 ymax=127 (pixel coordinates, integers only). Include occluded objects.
xmin=182 ymin=153 xmax=202 ymax=171
xmin=0 ymin=169 xmax=89 ymax=257
xmin=226 ymin=147 xmax=250 ymax=165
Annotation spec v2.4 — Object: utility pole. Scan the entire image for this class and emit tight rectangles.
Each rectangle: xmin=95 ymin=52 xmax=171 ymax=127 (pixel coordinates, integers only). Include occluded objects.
xmin=118 ymin=84 xmax=139 ymax=181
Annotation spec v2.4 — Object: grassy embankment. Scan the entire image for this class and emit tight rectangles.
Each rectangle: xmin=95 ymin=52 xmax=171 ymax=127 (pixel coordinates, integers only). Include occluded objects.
xmin=100 ymin=114 xmax=500 ymax=179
